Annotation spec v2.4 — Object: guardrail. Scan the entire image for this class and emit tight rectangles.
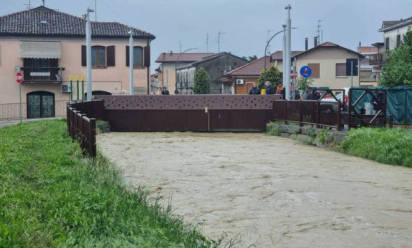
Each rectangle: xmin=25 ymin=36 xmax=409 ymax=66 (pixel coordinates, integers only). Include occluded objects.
xmin=273 ymin=100 xmax=342 ymax=130
xmin=67 ymin=102 xmax=97 ymax=157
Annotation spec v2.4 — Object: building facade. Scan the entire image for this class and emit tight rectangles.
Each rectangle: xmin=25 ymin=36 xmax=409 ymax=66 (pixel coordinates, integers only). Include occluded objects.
xmin=380 ymin=17 xmax=412 ymax=51
xmin=293 ymin=42 xmax=362 ymax=89
xmin=176 ymin=53 xmax=247 ymax=94
xmin=155 ymin=52 xmax=214 ymax=94
xmin=0 ymin=6 xmax=154 ymax=119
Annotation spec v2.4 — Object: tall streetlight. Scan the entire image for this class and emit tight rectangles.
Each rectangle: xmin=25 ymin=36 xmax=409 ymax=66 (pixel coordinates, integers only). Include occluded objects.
xmin=85 ymin=8 xmax=94 ymax=101
xmin=284 ymin=4 xmax=292 ymax=100
xmin=174 ymin=48 xmax=198 ymax=94
xmin=264 ymin=29 xmax=284 ymax=71
xmin=129 ymin=30 xmax=134 ymax=95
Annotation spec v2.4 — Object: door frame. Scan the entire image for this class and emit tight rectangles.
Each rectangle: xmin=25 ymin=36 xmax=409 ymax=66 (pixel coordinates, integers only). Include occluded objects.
xmin=27 ymin=91 xmax=55 ymax=119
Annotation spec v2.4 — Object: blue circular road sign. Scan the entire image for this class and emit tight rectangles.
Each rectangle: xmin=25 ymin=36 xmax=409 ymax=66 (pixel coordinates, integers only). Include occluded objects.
xmin=300 ymin=65 xmax=312 ymax=78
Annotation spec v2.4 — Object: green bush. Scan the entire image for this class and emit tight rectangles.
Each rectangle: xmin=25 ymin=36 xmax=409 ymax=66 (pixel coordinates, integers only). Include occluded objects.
xmin=341 ymin=128 xmax=412 ymax=167
xmin=0 ymin=120 xmax=218 ymax=247
xmin=266 ymin=122 xmax=281 ymax=136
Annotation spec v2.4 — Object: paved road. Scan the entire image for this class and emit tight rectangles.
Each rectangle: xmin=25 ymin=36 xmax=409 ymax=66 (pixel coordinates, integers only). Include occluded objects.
xmin=98 ymin=132 xmax=412 ymax=248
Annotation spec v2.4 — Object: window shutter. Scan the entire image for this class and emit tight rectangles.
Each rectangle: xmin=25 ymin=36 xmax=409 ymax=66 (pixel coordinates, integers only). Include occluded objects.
xmin=81 ymin=45 xmax=86 ymax=66
xmin=144 ymin=45 xmax=151 ymax=67
xmin=308 ymin=63 xmax=320 ymax=78
xmin=126 ymin=46 xmax=130 ymax=67
xmin=107 ymin=46 xmax=115 ymax=66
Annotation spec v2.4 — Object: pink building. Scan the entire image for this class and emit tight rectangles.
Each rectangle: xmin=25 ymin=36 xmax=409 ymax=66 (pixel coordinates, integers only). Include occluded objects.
xmin=0 ymin=6 xmax=155 ymax=119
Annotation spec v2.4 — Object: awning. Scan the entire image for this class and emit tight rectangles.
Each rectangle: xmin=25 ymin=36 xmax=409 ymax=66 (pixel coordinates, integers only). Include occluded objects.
xmin=20 ymin=41 xmax=61 ymax=59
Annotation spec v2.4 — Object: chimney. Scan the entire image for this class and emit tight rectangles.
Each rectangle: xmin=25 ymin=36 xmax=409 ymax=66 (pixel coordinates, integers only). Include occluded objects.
xmin=314 ymin=36 xmax=318 ymax=47
xmin=305 ymin=38 xmax=309 ymax=51
xmin=358 ymin=41 xmax=362 ymax=48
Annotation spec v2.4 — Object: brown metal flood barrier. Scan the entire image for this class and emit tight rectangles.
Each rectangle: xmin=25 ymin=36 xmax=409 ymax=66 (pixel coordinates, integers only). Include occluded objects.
xmin=273 ymin=100 xmax=342 ymax=130
xmin=95 ymin=95 xmax=282 ymax=132
xmin=67 ymin=102 xmax=99 ymax=157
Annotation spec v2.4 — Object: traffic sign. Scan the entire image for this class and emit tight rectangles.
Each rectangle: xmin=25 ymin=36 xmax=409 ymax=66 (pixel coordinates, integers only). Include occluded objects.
xmin=16 ymin=72 xmax=23 ymax=84
xmin=300 ymin=65 xmax=312 ymax=78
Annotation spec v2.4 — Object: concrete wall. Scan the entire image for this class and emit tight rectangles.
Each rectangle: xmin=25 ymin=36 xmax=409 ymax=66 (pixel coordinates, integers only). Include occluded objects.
xmin=0 ymin=37 xmax=150 ymax=117
xmin=295 ymin=47 xmax=360 ymax=89
xmin=384 ymin=24 xmax=412 ymax=50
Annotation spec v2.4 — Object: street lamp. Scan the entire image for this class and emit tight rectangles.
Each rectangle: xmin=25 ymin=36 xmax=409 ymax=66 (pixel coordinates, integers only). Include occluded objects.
xmin=175 ymin=48 xmax=198 ymax=94
xmin=264 ymin=30 xmax=284 ymax=71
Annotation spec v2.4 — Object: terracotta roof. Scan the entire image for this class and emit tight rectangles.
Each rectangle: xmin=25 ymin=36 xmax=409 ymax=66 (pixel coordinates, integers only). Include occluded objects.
xmin=357 ymin=46 xmax=378 ymax=54
xmin=224 ymin=56 xmax=271 ymax=77
xmin=155 ymin=52 xmax=215 ymax=63
xmin=271 ymin=50 xmax=304 ymax=60
xmin=380 ymin=17 xmax=412 ymax=32
xmin=0 ymin=6 xmax=155 ymax=39
xmin=294 ymin=42 xmax=363 ymax=58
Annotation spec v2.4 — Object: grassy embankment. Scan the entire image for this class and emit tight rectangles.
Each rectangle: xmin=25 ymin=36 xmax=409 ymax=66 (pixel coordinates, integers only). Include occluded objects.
xmin=266 ymin=121 xmax=412 ymax=167
xmin=341 ymin=127 xmax=412 ymax=167
xmin=0 ymin=119 xmax=217 ymax=247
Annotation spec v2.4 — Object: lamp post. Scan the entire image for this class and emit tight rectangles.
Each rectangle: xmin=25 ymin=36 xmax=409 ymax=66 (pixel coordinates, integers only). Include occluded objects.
xmin=264 ymin=30 xmax=284 ymax=71
xmin=85 ymin=8 xmax=94 ymax=101
xmin=129 ymin=30 xmax=134 ymax=95
xmin=174 ymin=47 xmax=198 ymax=94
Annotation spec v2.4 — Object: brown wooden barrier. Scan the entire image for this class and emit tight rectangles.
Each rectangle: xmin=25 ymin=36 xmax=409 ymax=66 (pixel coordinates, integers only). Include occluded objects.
xmin=67 ymin=102 xmax=98 ymax=157
xmin=96 ymin=95 xmax=282 ymax=132
xmin=273 ymin=100 xmax=342 ymax=130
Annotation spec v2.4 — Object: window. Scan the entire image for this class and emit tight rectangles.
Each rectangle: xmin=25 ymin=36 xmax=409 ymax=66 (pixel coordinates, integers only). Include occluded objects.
xmin=385 ymin=37 xmax=390 ymax=51
xmin=396 ymin=34 xmax=401 ymax=47
xmin=92 ymin=46 xmax=106 ymax=67
xmin=346 ymin=59 xmax=358 ymax=76
xmin=81 ymin=45 xmax=115 ymax=67
xmin=336 ymin=63 xmax=347 ymax=77
xmin=308 ymin=63 xmax=320 ymax=78
xmin=126 ymin=46 xmax=144 ymax=67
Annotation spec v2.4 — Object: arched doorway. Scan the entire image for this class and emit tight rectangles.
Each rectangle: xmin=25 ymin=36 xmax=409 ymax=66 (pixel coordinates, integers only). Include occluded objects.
xmin=27 ymin=91 xmax=55 ymax=119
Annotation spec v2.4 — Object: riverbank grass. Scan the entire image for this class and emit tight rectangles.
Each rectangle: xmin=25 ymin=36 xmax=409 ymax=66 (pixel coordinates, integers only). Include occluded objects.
xmin=0 ymin=119 xmax=216 ymax=247
xmin=341 ymin=127 xmax=412 ymax=167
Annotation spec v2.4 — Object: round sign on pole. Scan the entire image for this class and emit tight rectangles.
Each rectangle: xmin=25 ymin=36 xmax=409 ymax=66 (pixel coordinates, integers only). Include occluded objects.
xmin=300 ymin=65 xmax=312 ymax=78
xmin=16 ymin=72 xmax=23 ymax=84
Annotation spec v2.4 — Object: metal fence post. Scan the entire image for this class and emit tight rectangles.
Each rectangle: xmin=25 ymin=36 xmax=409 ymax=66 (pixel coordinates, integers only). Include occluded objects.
xmin=337 ymin=102 xmax=342 ymax=131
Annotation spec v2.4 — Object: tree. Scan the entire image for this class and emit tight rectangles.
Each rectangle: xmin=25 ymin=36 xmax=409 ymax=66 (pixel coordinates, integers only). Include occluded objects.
xmin=297 ymin=77 xmax=313 ymax=91
xmin=258 ymin=66 xmax=283 ymax=89
xmin=193 ymin=68 xmax=210 ymax=94
xmin=380 ymin=30 xmax=412 ymax=87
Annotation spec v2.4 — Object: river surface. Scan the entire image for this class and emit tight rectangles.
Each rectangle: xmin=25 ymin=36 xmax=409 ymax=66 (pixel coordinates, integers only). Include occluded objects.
xmin=97 ymin=132 xmax=412 ymax=248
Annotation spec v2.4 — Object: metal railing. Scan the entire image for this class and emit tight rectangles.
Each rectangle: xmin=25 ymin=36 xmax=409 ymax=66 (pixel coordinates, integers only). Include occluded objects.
xmin=0 ymin=100 xmax=68 ymax=121
xmin=21 ymin=67 xmax=64 ymax=83
xmin=273 ymin=100 xmax=342 ymax=130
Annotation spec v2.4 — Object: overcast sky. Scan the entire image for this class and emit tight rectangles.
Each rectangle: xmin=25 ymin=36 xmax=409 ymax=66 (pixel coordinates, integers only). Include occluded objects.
xmin=2 ymin=0 xmax=412 ymax=69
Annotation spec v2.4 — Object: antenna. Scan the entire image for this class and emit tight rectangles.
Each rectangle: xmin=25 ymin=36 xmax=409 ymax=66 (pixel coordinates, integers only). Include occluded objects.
xmin=316 ymin=20 xmax=322 ymax=43
xmin=217 ymin=31 xmax=226 ymax=53
xmin=42 ymin=0 xmax=45 ymax=6
xmin=94 ymin=0 xmax=97 ymax=21
xmin=206 ymin=33 xmax=209 ymax=53
xmin=25 ymin=0 xmax=31 ymax=9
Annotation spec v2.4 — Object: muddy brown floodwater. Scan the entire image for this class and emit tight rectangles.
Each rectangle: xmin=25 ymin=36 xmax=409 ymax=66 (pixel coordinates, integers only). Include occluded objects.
xmin=97 ymin=132 xmax=412 ymax=248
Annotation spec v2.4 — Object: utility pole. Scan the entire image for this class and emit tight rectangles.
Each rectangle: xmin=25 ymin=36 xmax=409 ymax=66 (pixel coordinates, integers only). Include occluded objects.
xmin=86 ymin=8 xmax=94 ymax=101
xmin=284 ymin=5 xmax=292 ymax=100
xmin=129 ymin=30 xmax=134 ymax=95
xmin=217 ymin=31 xmax=226 ymax=53
xmin=282 ymin=24 xmax=287 ymax=95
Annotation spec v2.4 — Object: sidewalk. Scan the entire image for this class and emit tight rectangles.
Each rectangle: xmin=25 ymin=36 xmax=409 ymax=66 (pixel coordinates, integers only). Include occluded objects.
xmin=0 ymin=117 xmax=63 ymax=129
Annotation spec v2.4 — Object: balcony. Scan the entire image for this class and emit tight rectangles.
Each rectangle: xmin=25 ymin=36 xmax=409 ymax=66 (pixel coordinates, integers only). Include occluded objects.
xmin=21 ymin=67 xmax=65 ymax=84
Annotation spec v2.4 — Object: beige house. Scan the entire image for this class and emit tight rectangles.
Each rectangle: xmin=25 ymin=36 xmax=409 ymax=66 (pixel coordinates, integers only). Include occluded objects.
xmin=155 ymin=52 xmax=214 ymax=94
xmin=0 ymin=6 xmax=154 ymax=119
xmin=293 ymin=42 xmax=362 ymax=89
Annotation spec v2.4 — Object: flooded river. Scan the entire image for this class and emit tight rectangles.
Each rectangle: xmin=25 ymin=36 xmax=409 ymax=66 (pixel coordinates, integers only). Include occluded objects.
xmin=98 ymin=132 xmax=412 ymax=248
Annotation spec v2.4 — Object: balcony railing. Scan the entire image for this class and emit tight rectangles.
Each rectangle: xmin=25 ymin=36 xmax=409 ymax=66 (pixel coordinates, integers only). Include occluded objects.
xmin=21 ymin=67 xmax=65 ymax=83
